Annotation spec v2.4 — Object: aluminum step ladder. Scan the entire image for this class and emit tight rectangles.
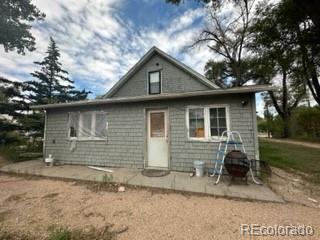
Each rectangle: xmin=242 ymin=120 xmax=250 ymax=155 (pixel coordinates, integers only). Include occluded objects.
xmin=210 ymin=130 xmax=261 ymax=185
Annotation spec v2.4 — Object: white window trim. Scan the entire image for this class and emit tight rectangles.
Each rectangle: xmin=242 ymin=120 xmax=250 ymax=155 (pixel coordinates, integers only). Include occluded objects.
xmin=185 ymin=106 xmax=207 ymax=141
xmin=68 ymin=111 xmax=107 ymax=141
xmin=186 ymin=105 xmax=230 ymax=142
xmin=147 ymin=70 xmax=162 ymax=95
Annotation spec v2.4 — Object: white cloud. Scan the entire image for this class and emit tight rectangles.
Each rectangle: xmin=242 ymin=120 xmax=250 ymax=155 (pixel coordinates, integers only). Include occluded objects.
xmin=0 ymin=1 xmax=221 ymax=96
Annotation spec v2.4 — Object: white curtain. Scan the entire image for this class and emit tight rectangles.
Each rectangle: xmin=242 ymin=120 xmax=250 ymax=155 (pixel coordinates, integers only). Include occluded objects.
xmin=95 ymin=113 xmax=107 ymax=138
xmin=68 ymin=112 xmax=79 ymax=138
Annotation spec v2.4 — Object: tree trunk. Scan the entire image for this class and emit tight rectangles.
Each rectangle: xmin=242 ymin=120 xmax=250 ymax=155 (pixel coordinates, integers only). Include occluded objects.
xmin=281 ymin=67 xmax=290 ymax=138
xmin=282 ymin=114 xmax=291 ymax=138
xmin=308 ymin=48 xmax=320 ymax=105
xmin=298 ymin=26 xmax=320 ymax=105
xmin=232 ymin=61 xmax=242 ymax=87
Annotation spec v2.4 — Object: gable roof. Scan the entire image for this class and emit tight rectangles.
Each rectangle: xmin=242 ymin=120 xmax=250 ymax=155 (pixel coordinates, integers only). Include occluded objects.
xmin=104 ymin=46 xmax=219 ymax=98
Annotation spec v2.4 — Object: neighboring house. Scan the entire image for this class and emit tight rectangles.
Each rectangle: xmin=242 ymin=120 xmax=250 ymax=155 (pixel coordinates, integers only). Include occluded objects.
xmin=32 ymin=47 xmax=274 ymax=172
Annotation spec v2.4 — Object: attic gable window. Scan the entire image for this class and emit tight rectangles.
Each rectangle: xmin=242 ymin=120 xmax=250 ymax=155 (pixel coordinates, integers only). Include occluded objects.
xmin=148 ymin=71 xmax=161 ymax=94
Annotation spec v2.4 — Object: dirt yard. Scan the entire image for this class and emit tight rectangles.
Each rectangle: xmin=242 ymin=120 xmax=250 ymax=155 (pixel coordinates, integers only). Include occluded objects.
xmin=0 ymin=171 xmax=319 ymax=240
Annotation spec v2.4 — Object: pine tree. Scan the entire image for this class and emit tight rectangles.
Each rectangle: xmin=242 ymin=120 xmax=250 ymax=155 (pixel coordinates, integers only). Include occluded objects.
xmin=28 ymin=37 xmax=90 ymax=105
xmin=26 ymin=37 xmax=90 ymax=137
xmin=0 ymin=77 xmax=30 ymax=143
xmin=0 ymin=0 xmax=45 ymax=54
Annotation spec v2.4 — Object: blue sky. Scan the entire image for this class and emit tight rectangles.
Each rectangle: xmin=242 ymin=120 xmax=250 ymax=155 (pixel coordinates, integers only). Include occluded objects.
xmin=0 ymin=0 xmax=264 ymax=114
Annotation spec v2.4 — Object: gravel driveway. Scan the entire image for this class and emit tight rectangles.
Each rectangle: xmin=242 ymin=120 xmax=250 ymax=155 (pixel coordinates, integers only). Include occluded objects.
xmin=0 ymin=173 xmax=319 ymax=240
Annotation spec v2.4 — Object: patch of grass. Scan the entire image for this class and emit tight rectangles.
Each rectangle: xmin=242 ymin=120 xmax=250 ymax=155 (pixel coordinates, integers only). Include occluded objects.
xmin=47 ymin=227 xmax=72 ymax=240
xmin=102 ymin=174 xmax=114 ymax=184
xmin=47 ymin=226 xmax=117 ymax=240
xmin=259 ymin=139 xmax=320 ymax=183
xmin=0 ymin=225 xmax=119 ymax=240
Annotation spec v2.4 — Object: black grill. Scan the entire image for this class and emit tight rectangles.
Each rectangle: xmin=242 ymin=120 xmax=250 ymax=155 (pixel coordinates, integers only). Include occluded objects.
xmin=224 ymin=150 xmax=250 ymax=178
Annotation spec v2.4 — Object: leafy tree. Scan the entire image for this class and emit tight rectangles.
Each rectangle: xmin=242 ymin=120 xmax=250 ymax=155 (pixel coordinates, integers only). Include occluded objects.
xmin=193 ymin=0 xmax=256 ymax=86
xmin=167 ymin=0 xmax=257 ymax=87
xmin=0 ymin=0 xmax=45 ymax=54
xmin=256 ymin=0 xmax=320 ymax=106
xmin=0 ymin=0 xmax=45 ymax=143
xmin=294 ymin=106 xmax=320 ymax=139
xmin=292 ymin=0 xmax=320 ymax=44
xmin=288 ymin=3 xmax=320 ymax=105
xmin=204 ymin=57 xmax=274 ymax=87
xmin=204 ymin=60 xmax=228 ymax=87
xmin=167 ymin=0 xmax=320 ymax=43
xmin=167 ymin=0 xmax=320 ymax=104
xmin=249 ymin=2 xmax=307 ymax=137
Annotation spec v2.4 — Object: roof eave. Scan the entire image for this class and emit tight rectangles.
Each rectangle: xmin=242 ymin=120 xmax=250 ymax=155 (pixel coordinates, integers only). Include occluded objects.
xmin=31 ymin=85 xmax=278 ymax=110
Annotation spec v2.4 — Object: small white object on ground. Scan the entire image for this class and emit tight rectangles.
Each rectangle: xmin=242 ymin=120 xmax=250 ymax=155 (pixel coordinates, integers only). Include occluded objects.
xmin=307 ymin=197 xmax=318 ymax=203
xmin=118 ymin=186 xmax=125 ymax=192
xmin=88 ymin=166 xmax=114 ymax=173
xmin=45 ymin=154 xmax=54 ymax=167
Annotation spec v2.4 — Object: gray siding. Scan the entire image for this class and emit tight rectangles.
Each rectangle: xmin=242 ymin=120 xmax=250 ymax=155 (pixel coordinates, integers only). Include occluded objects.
xmin=111 ymin=54 xmax=210 ymax=98
xmin=45 ymin=93 xmax=258 ymax=172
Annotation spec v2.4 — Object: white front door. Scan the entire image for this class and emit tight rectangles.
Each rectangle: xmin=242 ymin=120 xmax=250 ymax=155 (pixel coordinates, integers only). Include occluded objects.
xmin=147 ymin=109 xmax=169 ymax=168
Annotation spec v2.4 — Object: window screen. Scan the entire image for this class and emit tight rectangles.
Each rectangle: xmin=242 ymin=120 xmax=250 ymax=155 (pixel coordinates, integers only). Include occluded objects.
xmin=149 ymin=71 xmax=161 ymax=94
xmin=210 ymin=107 xmax=227 ymax=137
xmin=189 ymin=108 xmax=205 ymax=138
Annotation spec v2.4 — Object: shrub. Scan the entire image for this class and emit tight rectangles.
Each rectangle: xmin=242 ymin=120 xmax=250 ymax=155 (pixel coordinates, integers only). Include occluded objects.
xmin=47 ymin=227 xmax=72 ymax=240
xmin=292 ymin=106 xmax=320 ymax=139
xmin=47 ymin=226 xmax=116 ymax=240
xmin=259 ymin=106 xmax=320 ymax=141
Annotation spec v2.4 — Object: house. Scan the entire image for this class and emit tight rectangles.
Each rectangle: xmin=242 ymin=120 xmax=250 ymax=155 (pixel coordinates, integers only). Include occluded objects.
xmin=32 ymin=47 xmax=274 ymax=172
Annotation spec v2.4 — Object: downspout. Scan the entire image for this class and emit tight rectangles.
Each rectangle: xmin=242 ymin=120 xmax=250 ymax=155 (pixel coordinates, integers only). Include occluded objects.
xmin=251 ymin=93 xmax=260 ymax=174
xmin=251 ymin=94 xmax=259 ymax=160
xmin=43 ymin=110 xmax=47 ymax=162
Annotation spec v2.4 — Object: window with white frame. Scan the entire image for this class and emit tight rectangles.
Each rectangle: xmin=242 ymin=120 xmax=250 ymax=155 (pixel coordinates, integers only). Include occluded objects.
xmin=148 ymin=71 xmax=161 ymax=94
xmin=68 ymin=111 xmax=107 ymax=139
xmin=187 ymin=106 xmax=229 ymax=140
